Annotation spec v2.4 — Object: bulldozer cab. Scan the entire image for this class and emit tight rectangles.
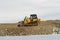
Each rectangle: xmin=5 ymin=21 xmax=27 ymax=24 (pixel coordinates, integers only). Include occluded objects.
xmin=30 ymin=14 xmax=37 ymax=19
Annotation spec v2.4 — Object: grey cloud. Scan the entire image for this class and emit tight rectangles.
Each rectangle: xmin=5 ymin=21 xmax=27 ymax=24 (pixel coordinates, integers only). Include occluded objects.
xmin=0 ymin=0 xmax=60 ymax=23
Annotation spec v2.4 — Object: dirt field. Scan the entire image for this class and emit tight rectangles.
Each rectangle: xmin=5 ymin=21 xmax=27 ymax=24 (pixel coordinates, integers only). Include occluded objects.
xmin=0 ymin=20 xmax=60 ymax=36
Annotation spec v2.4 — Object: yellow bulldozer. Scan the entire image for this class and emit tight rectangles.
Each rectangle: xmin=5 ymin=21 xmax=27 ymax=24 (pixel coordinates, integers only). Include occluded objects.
xmin=17 ymin=14 xmax=40 ymax=27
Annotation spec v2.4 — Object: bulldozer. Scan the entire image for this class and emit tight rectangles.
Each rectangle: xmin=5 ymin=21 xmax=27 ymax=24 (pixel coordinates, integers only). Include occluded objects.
xmin=17 ymin=14 xmax=40 ymax=27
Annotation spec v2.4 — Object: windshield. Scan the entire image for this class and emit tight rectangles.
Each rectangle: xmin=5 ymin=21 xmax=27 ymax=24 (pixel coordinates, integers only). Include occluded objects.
xmin=30 ymin=15 xmax=37 ymax=19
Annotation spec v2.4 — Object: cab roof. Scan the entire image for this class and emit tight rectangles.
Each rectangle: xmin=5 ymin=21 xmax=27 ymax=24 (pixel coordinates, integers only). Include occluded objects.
xmin=30 ymin=14 xmax=37 ymax=16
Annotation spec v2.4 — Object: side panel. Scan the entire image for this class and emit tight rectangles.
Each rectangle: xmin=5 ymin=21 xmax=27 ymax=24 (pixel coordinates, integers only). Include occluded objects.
xmin=24 ymin=18 xmax=31 ymax=24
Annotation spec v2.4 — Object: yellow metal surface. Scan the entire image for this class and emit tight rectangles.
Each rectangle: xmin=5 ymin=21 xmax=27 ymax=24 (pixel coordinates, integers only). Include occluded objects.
xmin=33 ymin=19 xmax=38 ymax=22
xmin=24 ymin=18 xmax=30 ymax=24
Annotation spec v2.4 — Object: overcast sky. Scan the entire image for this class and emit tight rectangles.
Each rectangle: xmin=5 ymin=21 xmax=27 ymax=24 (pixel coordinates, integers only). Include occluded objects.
xmin=0 ymin=0 xmax=60 ymax=23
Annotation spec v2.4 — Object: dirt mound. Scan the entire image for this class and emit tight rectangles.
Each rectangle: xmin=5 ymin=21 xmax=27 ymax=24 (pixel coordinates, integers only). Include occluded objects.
xmin=0 ymin=20 xmax=60 ymax=36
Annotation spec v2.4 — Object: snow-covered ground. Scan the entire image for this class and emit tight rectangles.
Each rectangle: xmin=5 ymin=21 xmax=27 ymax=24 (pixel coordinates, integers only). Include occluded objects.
xmin=0 ymin=35 xmax=60 ymax=40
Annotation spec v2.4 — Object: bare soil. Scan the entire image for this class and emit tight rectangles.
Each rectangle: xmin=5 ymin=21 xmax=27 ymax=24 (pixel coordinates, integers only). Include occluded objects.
xmin=0 ymin=20 xmax=60 ymax=36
